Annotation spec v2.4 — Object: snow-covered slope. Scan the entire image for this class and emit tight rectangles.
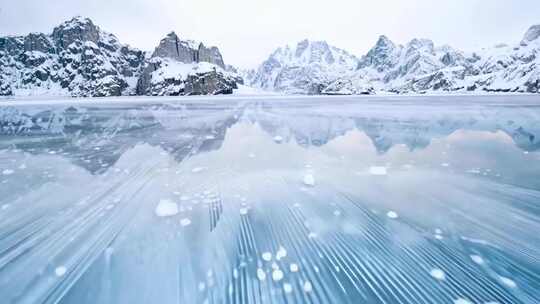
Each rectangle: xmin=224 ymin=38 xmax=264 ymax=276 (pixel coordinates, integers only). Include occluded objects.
xmin=0 ymin=17 xmax=240 ymax=97
xmin=251 ymin=24 xmax=540 ymax=94
xmin=0 ymin=17 xmax=145 ymax=97
xmin=378 ymin=27 xmax=540 ymax=93
xmin=249 ymin=40 xmax=372 ymax=94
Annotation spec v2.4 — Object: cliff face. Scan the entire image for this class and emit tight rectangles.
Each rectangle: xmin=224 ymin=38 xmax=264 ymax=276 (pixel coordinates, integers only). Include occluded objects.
xmin=0 ymin=17 xmax=145 ymax=97
xmin=0 ymin=17 xmax=239 ymax=97
xmin=136 ymin=32 xmax=238 ymax=96
xmin=150 ymin=32 xmax=225 ymax=68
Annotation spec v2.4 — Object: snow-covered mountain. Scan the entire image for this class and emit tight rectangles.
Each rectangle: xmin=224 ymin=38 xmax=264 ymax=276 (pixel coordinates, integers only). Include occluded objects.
xmin=250 ymin=24 xmax=540 ymax=94
xmin=2 ymin=18 xmax=538 ymax=97
xmin=0 ymin=17 xmax=145 ymax=97
xmin=0 ymin=17 xmax=240 ymax=97
xmin=136 ymin=32 xmax=240 ymax=96
xmin=249 ymin=40 xmax=372 ymax=94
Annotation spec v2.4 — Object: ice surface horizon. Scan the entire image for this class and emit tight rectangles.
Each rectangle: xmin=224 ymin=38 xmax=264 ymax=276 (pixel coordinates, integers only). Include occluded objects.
xmin=0 ymin=95 xmax=539 ymax=304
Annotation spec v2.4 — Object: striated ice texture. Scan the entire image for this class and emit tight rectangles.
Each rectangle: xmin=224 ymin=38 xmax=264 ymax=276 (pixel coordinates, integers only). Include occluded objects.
xmin=0 ymin=95 xmax=540 ymax=304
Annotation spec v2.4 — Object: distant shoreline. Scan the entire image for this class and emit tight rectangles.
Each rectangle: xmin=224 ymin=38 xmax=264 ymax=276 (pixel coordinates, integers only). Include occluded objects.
xmin=1 ymin=92 xmax=539 ymax=107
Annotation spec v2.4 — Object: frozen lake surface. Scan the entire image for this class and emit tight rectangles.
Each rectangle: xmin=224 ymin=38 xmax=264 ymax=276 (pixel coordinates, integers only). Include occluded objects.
xmin=1 ymin=95 xmax=539 ymax=304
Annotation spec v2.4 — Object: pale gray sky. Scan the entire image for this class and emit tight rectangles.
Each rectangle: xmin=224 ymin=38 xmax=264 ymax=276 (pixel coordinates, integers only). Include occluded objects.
xmin=1 ymin=0 xmax=539 ymax=68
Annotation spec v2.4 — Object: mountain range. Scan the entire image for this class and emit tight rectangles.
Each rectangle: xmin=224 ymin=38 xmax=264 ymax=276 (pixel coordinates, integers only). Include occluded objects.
xmin=0 ymin=17 xmax=241 ymax=97
xmin=248 ymin=24 xmax=540 ymax=94
xmin=1 ymin=17 xmax=539 ymax=97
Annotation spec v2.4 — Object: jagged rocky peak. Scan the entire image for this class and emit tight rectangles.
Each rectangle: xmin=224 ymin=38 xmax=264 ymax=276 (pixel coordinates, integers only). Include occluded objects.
xmin=405 ymin=38 xmax=436 ymax=55
xmin=52 ymin=16 xmax=100 ymax=49
xmin=198 ymin=45 xmax=225 ymax=69
xmin=263 ymin=39 xmax=357 ymax=67
xmin=249 ymin=39 xmax=361 ymax=94
xmin=294 ymin=39 xmax=336 ymax=64
xmin=152 ymin=32 xmax=197 ymax=61
xmin=136 ymin=31 xmax=238 ymax=96
xmin=296 ymin=39 xmax=360 ymax=66
xmin=438 ymin=45 xmax=468 ymax=66
xmin=358 ymin=35 xmax=400 ymax=71
xmin=0 ymin=36 xmax=23 ymax=56
xmin=152 ymin=31 xmax=225 ymax=68
xmin=372 ymin=35 xmax=397 ymax=54
xmin=295 ymin=39 xmax=311 ymax=56
xmin=23 ymin=33 xmax=55 ymax=53
xmin=522 ymin=24 xmax=540 ymax=45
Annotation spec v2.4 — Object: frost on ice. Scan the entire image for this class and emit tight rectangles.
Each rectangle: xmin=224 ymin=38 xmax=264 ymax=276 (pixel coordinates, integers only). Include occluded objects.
xmin=386 ymin=211 xmax=399 ymax=219
xmin=369 ymin=166 xmax=387 ymax=176
xmin=303 ymin=281 xmax=313 ymax=293
xmin=430 ymin=268 xmax=446 ymax=281
xmin=272 ymin=269 xmax=284 ymax=282
xmin=155 ymin=199 xmax=179 ymax=217
xmin=470 ymin=255 xmax=484 ymax=265
xmin=191 ymin=167 xmax=205 ymax=173
xmin=55 ymin=266 xmax=67 ymax=277
xmin=283 ymin=283 xmax=293 ymax=293
xmin=303 ymin=173 xmax=315 ymax=186
xmin=499 ymin=276 xmax=517 ymax=288
xmin=2 ymin=169 xmax=14 ymax=175
xmin=262 ymin=252 xmax=272 ymax=262
xmin=257 ymin=268 xmax=266 ymax=281
xmin=180 ymin=218 xmax=192 ymax=227
xmin=276 ymin=246 xmax=287 ymax=260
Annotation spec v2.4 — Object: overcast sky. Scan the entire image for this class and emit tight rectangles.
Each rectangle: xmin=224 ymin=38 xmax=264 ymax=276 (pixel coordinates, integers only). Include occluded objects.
xmin=1 ymin=0 xmax=539 ymax=68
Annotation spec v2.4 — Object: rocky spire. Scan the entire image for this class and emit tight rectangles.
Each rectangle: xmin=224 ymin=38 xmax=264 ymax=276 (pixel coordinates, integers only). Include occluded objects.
xmin=358 ymin=35 xmax=399 ymax=71
xmin=52 ymin=16 xmax=100 ymax=49
xmin=152 ymin=31 xmax=225 ymax=68
xmin=522 ymin=24 xmax=540 ymax=45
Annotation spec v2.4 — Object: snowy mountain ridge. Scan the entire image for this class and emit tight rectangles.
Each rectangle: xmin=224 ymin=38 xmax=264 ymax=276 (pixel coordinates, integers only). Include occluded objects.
xmin=2 ymin=17 xmax=539 ymax=97
xmin=249 ymin=39 xmax=369 ymax=94
xmin=0 ymin=17 xmax=240 ymax=97
xmin=250 ymin=24 xmax=540 ymax=94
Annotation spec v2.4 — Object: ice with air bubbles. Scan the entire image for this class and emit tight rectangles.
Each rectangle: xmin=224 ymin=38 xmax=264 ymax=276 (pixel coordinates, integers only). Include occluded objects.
xmin=0 ymin=95 xmax=539 ymax=304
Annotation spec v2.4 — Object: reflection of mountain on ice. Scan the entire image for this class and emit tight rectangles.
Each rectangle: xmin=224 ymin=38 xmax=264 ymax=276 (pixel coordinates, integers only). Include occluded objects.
xmin=248 ymin=101 xmax=540 ymax=153
xmin=0 ymin=103 xmax=241 ymax=173
xmin=1 ymin=97 xmax=539 ymax=173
